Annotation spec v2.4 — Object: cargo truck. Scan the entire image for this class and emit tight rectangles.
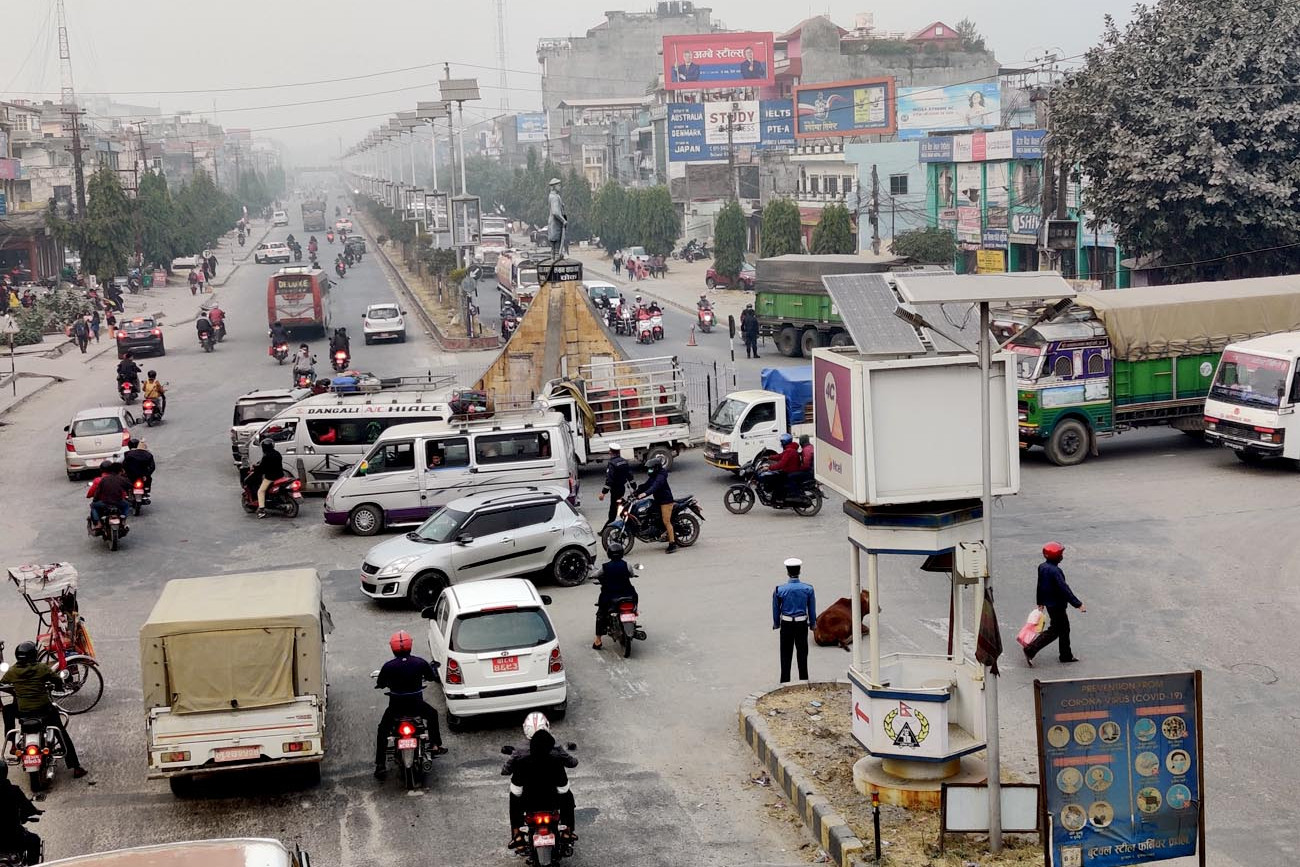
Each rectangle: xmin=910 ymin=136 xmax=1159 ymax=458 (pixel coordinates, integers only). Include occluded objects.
xmin=1203 ymin=330 xmax=1300 ymax=464
xmin=703 ymin=366 xmax=814 ymax=472
xmin=754 ymin=254 xmax=907 ymax=358
xmin=301 ymin=200 xmax=327 ymax=232
xmin=1012 ymin=277 xmax=1300 ymax=465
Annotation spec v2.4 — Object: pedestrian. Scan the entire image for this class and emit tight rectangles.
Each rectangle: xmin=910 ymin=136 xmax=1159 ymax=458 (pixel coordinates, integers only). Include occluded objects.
xmin=1023 ymin=542 xmax=1085 ymax=666
xmin=772 ymin=558 xmax=816 ymax=684
xmin=597 ymin=442 xmax=635 ymax=528
xmin=71 ymin=317 xmax=89 ymax=354
xmin=741 ymin=304 xmax=760 ymax=358
xmin=188 ymin=269 xmax=199 ymax=296
xmin=207 ymin=253 xmax=218 ymax=280
xmin=612 ymin=252 xmax=622 ymax=276
xmin=90 ymin=308 xmax=101 ymax=342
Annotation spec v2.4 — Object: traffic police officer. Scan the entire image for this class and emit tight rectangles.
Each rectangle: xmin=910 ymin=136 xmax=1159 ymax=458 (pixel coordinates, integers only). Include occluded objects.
xmin=772 ymin=558 xmax=817 ymax=683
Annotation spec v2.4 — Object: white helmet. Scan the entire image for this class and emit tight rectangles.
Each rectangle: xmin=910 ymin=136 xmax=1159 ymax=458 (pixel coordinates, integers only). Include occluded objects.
xmin=523 ymin=712 xmax=551 ymax=739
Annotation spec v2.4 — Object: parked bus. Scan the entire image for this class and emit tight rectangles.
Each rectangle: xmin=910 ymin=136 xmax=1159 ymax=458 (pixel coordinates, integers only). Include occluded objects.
xmin=267 ymin=266 xmax=333 ymax=336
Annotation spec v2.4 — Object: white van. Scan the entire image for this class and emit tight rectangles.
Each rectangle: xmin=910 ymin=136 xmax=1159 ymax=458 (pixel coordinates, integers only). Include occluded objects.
xmin=323 ymin=411 xmax=579 ymax=535
xmin=254 ymin=388 xmax=454 ymax=493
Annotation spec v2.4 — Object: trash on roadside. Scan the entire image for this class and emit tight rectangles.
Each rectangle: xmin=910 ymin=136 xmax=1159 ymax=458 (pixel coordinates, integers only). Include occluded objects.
xmin=751 ymin=771 xmax=771 ymax=787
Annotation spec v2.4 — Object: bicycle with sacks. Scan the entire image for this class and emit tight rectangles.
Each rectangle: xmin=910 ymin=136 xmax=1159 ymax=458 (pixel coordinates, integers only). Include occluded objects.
xmin=6 ymin=564 xmax=104 ymax=715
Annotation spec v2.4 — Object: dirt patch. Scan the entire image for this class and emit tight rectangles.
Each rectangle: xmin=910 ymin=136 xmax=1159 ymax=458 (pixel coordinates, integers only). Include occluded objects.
xmin=755 ymin=684 xmax=1042 ymax=865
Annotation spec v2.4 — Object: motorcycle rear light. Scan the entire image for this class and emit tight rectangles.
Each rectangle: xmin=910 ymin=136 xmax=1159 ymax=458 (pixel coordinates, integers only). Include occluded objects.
xmin=618 ymin=602 xmax=636 ymax=612
xmin=160 ymin=751 xmax=190 ymax=763
xmin=549 ymin=647 xmax=564 ymax=673
xmin=24 ymin=746 xmax=37 ymax=756
xmin=398 ymin=722 xmax=416 ymax=738
xmin=134 ymin=479 xmax=144 ymax=491
xmin=143 ymin=400 xmax=154 ymax=409
xmin=335 ymin=351 xmax=346 ymax=359
xmin=446 ymin=658 xmax=463 ymax=685
xmin=282 ymin=740 xmax=310 ymax=753
xmin=532 ymin=813 xmax=553 ymax=824
xmin=290 ymin=479 xmax=302 ymax=492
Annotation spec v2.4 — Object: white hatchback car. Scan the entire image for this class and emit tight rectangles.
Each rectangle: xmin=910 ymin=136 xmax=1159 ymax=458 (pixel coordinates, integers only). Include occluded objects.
xmin=170 ymin=254 xmax=201 ymax=271
xmin=272 ymin=210 xmax=289 ymax=226
xmin=64 ymin=406 xmax=135 ymax=480
xmin=255 ymin=242 xmax=292 ymax=264
xmin=422 ymin=577 xmax=566 ymax=727
xmin=362 ymin=303 xmax=407 ymax=344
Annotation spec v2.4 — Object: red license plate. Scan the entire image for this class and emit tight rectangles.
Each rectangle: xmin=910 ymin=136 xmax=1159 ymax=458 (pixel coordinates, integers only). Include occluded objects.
xmin=619 ymin=613 xmax=637 ymax=622
xmin=532 ymin=834 xmax=556 ymax=848
xmin=21 ymin=755 xmax=41 ymax=769
xmin=397 ymin=737 xmax=418 ymax=750
xmin=492 ymin=656 xmax=519 ymax=673
xmin=215 ymin=746 xmax=260 ymax=763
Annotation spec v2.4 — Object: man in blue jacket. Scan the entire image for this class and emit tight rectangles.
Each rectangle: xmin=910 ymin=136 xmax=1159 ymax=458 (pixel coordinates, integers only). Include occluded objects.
xmin=1024 ymin=541 xmax=1086 ymax=666
xmin=772 ymin=558 xmax=816 ymax=683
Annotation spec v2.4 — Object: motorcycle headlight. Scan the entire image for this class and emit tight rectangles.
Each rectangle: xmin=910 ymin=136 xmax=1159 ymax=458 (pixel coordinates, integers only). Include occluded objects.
xmin=376 ymin=555 xmax=420 ymax=577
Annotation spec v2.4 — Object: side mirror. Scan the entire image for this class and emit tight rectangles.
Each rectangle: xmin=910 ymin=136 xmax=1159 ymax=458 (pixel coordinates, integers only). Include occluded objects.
xmin=540 ymin=594 xmax=553 ymax=606
xmin=501 ymin=745 xmax=515 ymax=755
xmin=634 ymin=563 xmax=644 ymax=572
xmin=63 ymin=425 xmax=70 ymax=432
xmin=455 ymin=534 xmax=474 ymax=545
xmin=420 ymin=605 xmax=437 ymax=620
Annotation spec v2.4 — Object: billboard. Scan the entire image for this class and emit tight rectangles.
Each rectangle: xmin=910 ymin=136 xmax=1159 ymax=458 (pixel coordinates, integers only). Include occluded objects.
xmin=896 ymin=83 xmax=1000 ymax=139
xmin=667 ymin=99 xmax=796 ymax=162
xmin=663 ymin=32 xmax=774 ymax=90
xmin=516 ymin=113 xmax=547 ymax=143
xmin=920 ymin=128 xmax=1049 ymax=163
xmin=1035 ymin=673 xmax=1203 ymax=867
xmin=794 ymin=78 xmax=896 ymax=139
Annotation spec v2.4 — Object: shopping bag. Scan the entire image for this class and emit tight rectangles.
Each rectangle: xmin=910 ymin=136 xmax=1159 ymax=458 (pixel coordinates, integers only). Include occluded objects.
xmin=1016 ymin=607 xmax=1045 ymax=648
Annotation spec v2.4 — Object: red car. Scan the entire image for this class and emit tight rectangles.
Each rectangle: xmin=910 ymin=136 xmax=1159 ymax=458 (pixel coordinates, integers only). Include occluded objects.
xmin=705 ymin=262 xmax=756 ymax=290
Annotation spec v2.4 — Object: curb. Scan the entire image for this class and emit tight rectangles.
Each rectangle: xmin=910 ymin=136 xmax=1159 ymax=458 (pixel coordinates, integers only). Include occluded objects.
xmin=740 ymin=687 xmax=869 ymax=867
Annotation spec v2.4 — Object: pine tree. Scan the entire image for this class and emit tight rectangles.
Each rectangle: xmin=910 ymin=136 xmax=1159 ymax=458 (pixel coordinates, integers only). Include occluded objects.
xmin=811 ymin=203 xmax=854 ymax=254
xmin=712 ymin=200 xmax=747 ymax=279
xmin=760 ymin=197 xmax=802 ymax=257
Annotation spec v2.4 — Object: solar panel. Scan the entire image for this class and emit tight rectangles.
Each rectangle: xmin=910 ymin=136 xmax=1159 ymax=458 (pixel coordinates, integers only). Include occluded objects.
xmin=822 ymin=274 xmax=927 ymax=355
xmin=911 ymin=301 xmax=981 ymax=353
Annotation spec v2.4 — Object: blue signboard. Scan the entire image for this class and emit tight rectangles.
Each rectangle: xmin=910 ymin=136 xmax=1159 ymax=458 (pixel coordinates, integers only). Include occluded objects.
xmin=1036 ymin=673 xmax=1203 ymax=867
xmin=0 ymin=193 xmax=6 ymax=217
xmin=1013 ymin=129 xmax=1047 ymax=159
xmin=667 ymin=103 xmax=713 ymax=162
xmin=668 ymin=99 xmax=796 ymax=162
xmin=919 ymin=137 xmax=954 ymax=163
xmin=794 ymin=78 xmax=895 ymax=139
xmin=760 ymin=100 xmax=795 ymax=148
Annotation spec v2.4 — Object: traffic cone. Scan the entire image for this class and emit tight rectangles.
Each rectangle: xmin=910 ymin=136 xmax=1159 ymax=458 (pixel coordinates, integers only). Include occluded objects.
xmin=687 ymin=325 xmax=697 ymax=347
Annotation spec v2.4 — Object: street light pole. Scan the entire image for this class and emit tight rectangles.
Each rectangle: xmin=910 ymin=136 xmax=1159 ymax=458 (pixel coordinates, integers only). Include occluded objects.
xmin=978 ymin=298 xmax=1002 ymax=853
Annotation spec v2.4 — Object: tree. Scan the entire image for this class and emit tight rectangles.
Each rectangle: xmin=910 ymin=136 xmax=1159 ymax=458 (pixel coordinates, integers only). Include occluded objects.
xmin=712 ymin=199 xmax=746 ymax=279
xmin=811 ymin=203 xmax=854 ymax=254
xmin=638 ymin=186 xmax=680 ymax=256
xmin=563 ymin=168 xmax=593 ymax=241
xmin=47 ymin=168 xmax=134 ymax=281
xmin=137 ymin=170 xmax=177 ymax=269
xmin=760 ymin=198 xmax=802 ymax=257
xmin=1051 ymin=0 xmax=1300 ymax=281
xmin=891 ymin=226 xmax=957 ymax=264
xmin=591 ymin=181 xmax=632 ymax=253
xmin=955 ymin=18 xmax=986 ymax=52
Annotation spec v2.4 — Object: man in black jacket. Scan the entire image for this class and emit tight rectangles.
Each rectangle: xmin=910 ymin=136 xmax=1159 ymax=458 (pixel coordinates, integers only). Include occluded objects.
xmin=122 ymin=439 xmax=155 ymax=497
xmin=741 ymin=305 xmax=760 ymax=358
xmin=596 ymin=443 xmax=635 ymax=527
xmin=251 ymin=438 xmax=284 ymax=518
xmin=0 ymin=763 xmax=42 ymax=864
xmin=1024 ymin=541 xmax=1086 ymax=666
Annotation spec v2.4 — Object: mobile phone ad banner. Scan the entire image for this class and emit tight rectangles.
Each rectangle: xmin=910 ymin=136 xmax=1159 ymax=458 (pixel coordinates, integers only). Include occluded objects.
xmin=1036 ymin=673 xmax=1202 ymax=867
xmin=663 ymin=32 xmax=774 ymax=90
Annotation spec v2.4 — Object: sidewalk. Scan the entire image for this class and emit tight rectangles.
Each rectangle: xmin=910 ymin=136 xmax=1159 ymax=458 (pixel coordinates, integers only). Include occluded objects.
xmin=572 ymin=248 xmax=755 ymax=324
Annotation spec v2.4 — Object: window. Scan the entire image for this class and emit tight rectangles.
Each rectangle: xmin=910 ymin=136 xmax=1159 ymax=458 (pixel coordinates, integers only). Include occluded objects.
xmin=425 ymin=437 xmax=469 ymax=469
xmin=890 ymin=174 xmax=909 ymax=196
xmin=306 ymin=415 xmax=442 ymax=447
xmin=511 ymin=502 xmax=558 ymax=528
xmin=809 ymin=176 xmax=820 ymax=195
xmin=261 ymin=419 xmax=298 ymax=444
xmin=843 ymin=177 xmax=853 ymax=195
xmin=233 ymin=401 xmax=290 ymax=426
xmin=740 ymin=402 xmax=777 ymax=432
xmin=434 ymin=596 xmax=450 ymax=634
xmin=460 ymin=509 xmax=517 ymax=538
xmin=1087 ymin=354 xmax=1106 ymax=375
xmin=71 ymin=416 xmax=123 ymax=437
xmin=1053 ymin=356 xmax=1074 ymax=379
xmin=364 ymin=440 xmax=415 ymax=474
xmin=935 ymin=25 xmax=945 ymax=34
xmin=474 ymin=431 xmax=553 ymax=465
xmin=452 ymin=609 xmax=554 ymax=653
xmin=826 ymin=177 xmax=839 ymax=197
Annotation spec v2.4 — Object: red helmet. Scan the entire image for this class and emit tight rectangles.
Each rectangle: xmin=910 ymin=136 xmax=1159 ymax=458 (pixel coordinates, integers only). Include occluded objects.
xmin=389 ymin=630 xmax=413 ymax=655
xmin=1042 ymin=542 xmax=1065 ymax=562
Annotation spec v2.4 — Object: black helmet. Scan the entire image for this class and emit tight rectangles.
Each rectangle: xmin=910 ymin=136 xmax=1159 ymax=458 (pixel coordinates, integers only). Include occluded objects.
xmin=260 ymin=437 xmax=277 ymax=451
xmin=128 ymin=438 xmax=140 ymax=449
xmin=14 ymin=641 xmax=38 ymax=664
xmin=607 ymin=542 xmax=625 ymax=560
xmin=645 ymin=456 xmax=665 ymax=473
xmin=99 ymin=460 xmax=113 ymax=473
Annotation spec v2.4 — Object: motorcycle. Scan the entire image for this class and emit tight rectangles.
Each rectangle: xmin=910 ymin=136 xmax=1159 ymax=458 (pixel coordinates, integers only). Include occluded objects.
xmin=237 ymin=232 xmax=246 ymax=247
xmin=326 ymin=232 xmax=335 ymax=245
xmin=130 ymin=477 xmax=151 ymax=516
xmin=117 ymin=377 xmax=138 ymax=404
xmin=240 ymin=472 xmax=302 ymax=518
xmin=198 ymin=329 xmax=215 ymax=353
xmin=618 ymin=308 xmax=634 ymax=336
xmin=271 ymin=341 xmax=289 ymax=364
xmin=141 ymin=397 xmax=162 ymax=427
xmin=723 ymin=464 xmax=824 ymax=517
xmin=0 ymin=813 xmax=41 ymax=866
xmin=594 ymin=567 xmax=647 ymax=659
xmin=697 ymin=305 xmax=715 ymax=333
xmin=373 ymin=679 xmax=440 ymax=790
xmin=501 ymin=744 xmax=578 ymax=866
xmin=86 ymin=503 xmax=128 ymax=552
xmin=650 ymin=312 xmax=664 ymax=341
xmin=636 ymin=317 xmax=653 ymax=345
xmin=1 ymin=660 xmax=69 ymax=795
xmin=501 ymin=312 xmax=519 ymax=339
xmin=600 ymin=495 xmax=703 ymax=555
xmin=294 ymin=371 xmax=316 ymax=388
xmin=331 ymin=349 xmax=350 ymax=372
xmin=335 ymin=261 xmax=346 ymax=279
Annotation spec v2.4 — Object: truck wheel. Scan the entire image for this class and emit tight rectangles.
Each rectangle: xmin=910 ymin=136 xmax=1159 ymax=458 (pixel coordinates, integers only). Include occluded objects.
xmin=829 ymin=332 xmax=852 ymax=348
xmin=1234 ymin=450 xmax=1265 ymax=465
xmin=777 ymin=326 xmax=801 ymax=357
xmin=348 ymin=505 xmax=384 ymax=536
xmin=644 ymin=445 xmax=674 ymax=470
xmin=168 ymin=776 xmax=193 ymax=797
xmin=801 ymin=328 xmax=827 ymax=357
xmin=1046 ymin=419 xmax=1090 ymax=466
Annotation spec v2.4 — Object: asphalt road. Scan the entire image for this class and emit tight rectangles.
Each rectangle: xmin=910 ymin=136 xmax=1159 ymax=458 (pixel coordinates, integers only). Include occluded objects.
xmin=0 ymin=202 xmax=1293 ymax=866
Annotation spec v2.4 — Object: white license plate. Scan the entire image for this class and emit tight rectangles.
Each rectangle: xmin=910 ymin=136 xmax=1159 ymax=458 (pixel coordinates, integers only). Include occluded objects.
xmin=619 ymin=613 xmax=637 ymax=622
xmin=21 ymin=755 xmax=41 ymax=769
xmin=532 ymin=834 xmax=555 ymax=848
xmin=397 ymin=737 xmax=418 ymax=750
xmin=215 ymin=746 xmax=260 ymax=763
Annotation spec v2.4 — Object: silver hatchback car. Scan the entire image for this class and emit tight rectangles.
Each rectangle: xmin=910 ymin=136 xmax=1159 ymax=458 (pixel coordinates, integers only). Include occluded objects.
xmin=65 ymin=406 xmax=135 ymax=480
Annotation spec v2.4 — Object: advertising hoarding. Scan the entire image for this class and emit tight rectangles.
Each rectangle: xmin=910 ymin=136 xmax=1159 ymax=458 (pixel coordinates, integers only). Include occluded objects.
xmin=424 ymin=192 xmax=450 ymax=233
xmin=794 ymin=78 xmax=896 ymax=139
xmin=663 ymin=32 xmax=775 ymax=90
xmin=896 ymin=83 xmax=1000 ymax=139
xmin=516 ymin=113 xmax=548 ymax=143
xmin=920 ymin=128 xmax=1048 ymax=163
xmin=811 ymin=351 xmax=861 ymax=501
xmin=451 ymin=195 xmax=481 ymax=248
xmin=1035 ymin=673 xmax=1204 ymax=867
xmin=667 ymin=99 xmax=796 ymax=162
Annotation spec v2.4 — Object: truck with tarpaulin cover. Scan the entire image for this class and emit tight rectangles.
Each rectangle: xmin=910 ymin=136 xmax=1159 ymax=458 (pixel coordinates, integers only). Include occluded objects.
xmin=301 ymin=200 xmax=327 ymax=232
xmin=1011 ymin=276 xmax=1300 ymax=465
xmin=139 ymin=569 xmax=331 ymax=794
xmin=703 ymin=366 xmax=814 ymax=472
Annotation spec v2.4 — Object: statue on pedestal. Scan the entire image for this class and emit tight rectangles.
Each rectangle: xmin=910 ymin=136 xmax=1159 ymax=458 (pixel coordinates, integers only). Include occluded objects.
xmin=547 ymin=177 xmax=568 ymax=259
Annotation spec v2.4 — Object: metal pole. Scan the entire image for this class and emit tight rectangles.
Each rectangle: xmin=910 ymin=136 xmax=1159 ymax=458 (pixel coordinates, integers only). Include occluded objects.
xmin=457 ymin=103 xmax=468 ymax=196
xmin=850 ymin=546 xmax=863 ymax=673
xmin=409 ymin=130 xmax=416 ymax=189
xmin=867 ymin=551 xmax=880 ymax=684
xmin=430 ymin=123 xmax=439 ymax=192
xmin=980 ymin=299 xmax=1002 ymax=853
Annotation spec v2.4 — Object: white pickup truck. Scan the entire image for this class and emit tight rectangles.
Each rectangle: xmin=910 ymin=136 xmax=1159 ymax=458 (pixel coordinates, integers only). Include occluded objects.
xmin=140 ymin=569 xmax=330 ymax=795
xmin=703 ymin=366 xmax=814 ymax=472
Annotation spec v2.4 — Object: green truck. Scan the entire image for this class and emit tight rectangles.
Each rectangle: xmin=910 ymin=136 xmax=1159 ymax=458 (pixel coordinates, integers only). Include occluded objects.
xmin=754 ymin=254 xmax=906 ymax=357
xmin=1011 ymin=277 xmax=1300 ymax=465
xmin=301 ymin=200 xmax=327 ymax=232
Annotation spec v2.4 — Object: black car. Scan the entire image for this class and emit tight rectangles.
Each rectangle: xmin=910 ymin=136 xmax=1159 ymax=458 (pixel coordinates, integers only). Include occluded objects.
xmin=115 ymin=316 xmax=165 ymax=358
xmin=344 ymin=236 xmax=367 ymax=255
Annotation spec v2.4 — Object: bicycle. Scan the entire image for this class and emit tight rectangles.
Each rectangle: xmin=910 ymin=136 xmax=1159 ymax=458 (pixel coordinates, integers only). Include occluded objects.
xmin=7 ymin=565 xmax=103 ymax=715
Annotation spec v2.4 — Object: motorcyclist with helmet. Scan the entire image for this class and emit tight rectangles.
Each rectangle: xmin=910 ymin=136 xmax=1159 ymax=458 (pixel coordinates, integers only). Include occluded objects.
xmin=374 ymin=631 xmax=447 ymax=780
xmin=269 ymin=320 xmax=289 ymax=350
xmin=122 ymin=438 xmax=156 ymax=498
xmin=507 ymin=712 xmax=576 ymax=850
xmin=292 ymin=344 xmax=317 ymax=383
xmin=328 ymin=327 xmax=351 ymax=359
xmin=115 ymin=352 xmax=141 ymax=392
xmin=591 ymin=542 xmax=638 ymax=649
xmin=87 ymin=460 xmax=131 ymax=528
xmin=142 ymin=370 xmax=166 ymax=418
xmin=766 ymin=433 xmax=802 ymax=502
xmin=248 ymin=438 xmax=284 ymax=518
xmin=0 ymin=642 xmax=87 ymax=778
xmin=0 ymin=762 xmax=42 ymax=864
xmin=501 ymin=712 xmax=577 ymax=776
xmin=631 ymin=456 xmax=676 ymax=553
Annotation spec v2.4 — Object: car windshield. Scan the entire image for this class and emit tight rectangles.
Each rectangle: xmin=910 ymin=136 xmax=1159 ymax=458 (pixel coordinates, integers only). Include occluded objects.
xmin=126 ymin=319 xmax=154 ymax=331
xmin=411 ymin=507 xmax=468 ymax=543
xmin=1210 ymin=350 xmax=1290 ymax=409
xmin=71 ymin=416 xmax=123 ymax=437
xmin=368 ymin=307 xmax=399 ymax=320
xmin=451 ymin=608 xmax=554 ymax=653
xmin=234 ymin=401 xmax=290 ymax=426
xmin=708 ymin=397 xmax=747 ymax=432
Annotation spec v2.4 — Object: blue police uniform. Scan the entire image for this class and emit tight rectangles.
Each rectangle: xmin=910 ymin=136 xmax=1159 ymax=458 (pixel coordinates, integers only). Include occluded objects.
xmin=772 ymin=559 xmax=816 ymax=683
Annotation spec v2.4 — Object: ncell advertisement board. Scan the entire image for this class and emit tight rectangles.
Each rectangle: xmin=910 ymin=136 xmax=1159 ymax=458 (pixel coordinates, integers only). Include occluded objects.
xmin=667 ymin=99 xmax=796 ymax=161
xmin=663 ymin=32 xmax=774 ymax=90
xmin=1035 ymin=672 xmax=1204 ymax=867
xmin=811 ymin=351 xmax=862 ymax=501
xmin=896 ymin=83 xmax=1000 ymax=139
xmin=794 ymin=78 xmax=896 ymax=139
xmin=516 ymin=113 xmax=548 ymax=143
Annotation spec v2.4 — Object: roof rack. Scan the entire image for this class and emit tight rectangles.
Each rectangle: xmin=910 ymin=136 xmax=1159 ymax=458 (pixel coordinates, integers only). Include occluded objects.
xmin=447 ymin=406 xmax=553 ymax=433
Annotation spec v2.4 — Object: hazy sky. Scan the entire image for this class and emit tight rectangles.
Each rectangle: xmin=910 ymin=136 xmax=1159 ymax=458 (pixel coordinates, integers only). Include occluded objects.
xmin=1 ymin=0 xmax=1135 ymax=163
